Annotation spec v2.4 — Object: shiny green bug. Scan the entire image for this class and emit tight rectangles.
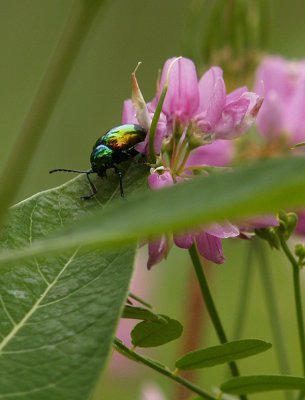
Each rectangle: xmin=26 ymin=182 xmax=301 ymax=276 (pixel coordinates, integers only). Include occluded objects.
xmin=49 ymin=124 xmax=147 ymax=199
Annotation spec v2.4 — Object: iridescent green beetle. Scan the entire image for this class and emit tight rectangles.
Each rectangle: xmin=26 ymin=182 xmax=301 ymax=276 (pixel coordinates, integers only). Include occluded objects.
xmin=49 ymin=124 xmax=147 ymax=199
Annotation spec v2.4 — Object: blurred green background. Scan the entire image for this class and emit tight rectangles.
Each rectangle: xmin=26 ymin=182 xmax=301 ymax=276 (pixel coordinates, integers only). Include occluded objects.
xmin=1 ymin=0 xmax=305 ymax=399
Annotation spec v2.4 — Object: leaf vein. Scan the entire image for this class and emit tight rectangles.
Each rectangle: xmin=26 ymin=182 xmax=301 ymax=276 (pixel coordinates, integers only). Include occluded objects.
xmin=0 ymin=296 xmax=16 ymax=327
xmin=0 ymin=249 xmax=78 ymax=354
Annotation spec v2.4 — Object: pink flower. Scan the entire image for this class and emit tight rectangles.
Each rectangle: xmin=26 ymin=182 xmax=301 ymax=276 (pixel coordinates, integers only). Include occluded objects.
xmin=255 ymin=56 xmax=305 ymax=143
xmin=146 ymin=169 xmax=239 ymax=268
xmin=147 ymin=235 xmax=172 ymax=270
xmin=254 ymin=56 xmax=305 ymax=235
xmin=295 ymin=211 xmax=305 ymax=236
xmin=186 ymin=139 xmax=234 ymax=168
xmin=157 ymin=58 xmax=262 ymax=140
xmin=121 ymin=57 xmax=265 ymax=268
xmin=123 ymin=57 xmax=262 ymax=156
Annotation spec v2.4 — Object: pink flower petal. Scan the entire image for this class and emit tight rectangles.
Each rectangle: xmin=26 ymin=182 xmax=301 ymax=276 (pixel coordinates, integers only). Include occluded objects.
xmin=205 ymin=222 xmax=239 ymax=238
xmin=186 ymin=140 xmax=234 ymax=167
xmin=213 ymin=97 xmax=250 ymax=138
xmin=285 ymin=75 xmax=305 ymax=142
xmin=226 ymin=86 xmax=248 ymax=103
xmin=158 ymin=57 xmax=200 ymax=124
xmin=198 ymin=66 xmax=224 ymax=111
xmin=148 ymin=171 xmax=173 ymax=190
xmin=147 ymin=236 xmax=170 ymax=269
xmin=196 ymin=67 xmax=226 ymax=131
xmin=254 ymin=56 xmax=300 ymax=100
xmin=196 ymin=231 xmax=225 ymax=264
xmin=215 ymin=92 xmax=263 ymax=139
xmin=241 ymin=215 xmax=279 ymax=231
xmin=296 ymin=211 xmax=305 ymax=236
xmin=256 ymin=91 xmax=284 ymax=138
xmin=122 ymin=99 xmax=137 ymax=124
xmin=135 ymin=110 xmax=167 ymax=155
xmin=174 ymin=232 xmax=194 ymax=248
xmin=205 ymin=78 xmax=226 ymax=128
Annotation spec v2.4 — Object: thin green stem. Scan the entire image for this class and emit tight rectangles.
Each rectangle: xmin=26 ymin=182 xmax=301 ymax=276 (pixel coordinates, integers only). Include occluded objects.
xmin=170 ymin=137 xmax=179 ymax=170
xmin=114 ymin=339 xmax=216 ymax=400
xmin=232 ymin=241 xmax=254 ymax=340
xmin=188 ymin=244 xmax=247 ymax=400
xmin=255 ymin=239 xmax=293 ymax=400
xmin=0 ymin=0 xmax=105 ymax=226
xmin=148 ymin=84 xmax=168 ymax=164
xmin=280 ymin=238 xmax=305 ymax=376
xmin=128 ymin=292 xmax=152 ymax=309
xmin=176 ymin=146 xmax=191 ymax=175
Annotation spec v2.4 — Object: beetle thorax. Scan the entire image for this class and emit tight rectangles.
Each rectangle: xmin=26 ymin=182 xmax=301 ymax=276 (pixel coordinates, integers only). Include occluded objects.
xmin=90 ymin=144 xmax=113 ymax=174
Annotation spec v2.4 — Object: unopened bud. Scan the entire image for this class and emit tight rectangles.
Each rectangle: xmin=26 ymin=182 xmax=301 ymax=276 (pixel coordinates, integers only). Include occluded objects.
xmin=278 ymin=210 xmax=298 ymax=240
xmin=255 ymin=227 xmax=280 ymax=250
xmin=295 ymin=243 xmax=305 ymax=267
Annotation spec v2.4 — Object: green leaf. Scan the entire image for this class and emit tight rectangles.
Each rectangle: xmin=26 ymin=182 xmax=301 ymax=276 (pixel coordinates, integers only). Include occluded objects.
xmin=1 ymin=157 xmax=305 ymax=264
xmin=131 ymin=316 xmax=183 ymax=347
xmin=221 ymin=375 xmax=305 ymax=394
xmin=122 ymin=305 xmax=166 ymax=322
xmin=0 ymin=164 xmax=147 ymax=399
xmin=175 ymin=339 xmax=272 ymax=370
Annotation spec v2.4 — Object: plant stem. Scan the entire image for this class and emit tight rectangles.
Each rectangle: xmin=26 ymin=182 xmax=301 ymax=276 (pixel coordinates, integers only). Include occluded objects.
xmin=280 ymin=238 xmax=305 ymax=376
xmin=255 ymin=239 xmax=292 ymax=400
xmin=232 ymin=241 xmax=254 ymax=340
xmin=256 ymin=240 xmax=291 ymax=374
xmin=113 ymin=338 xmax=217 ymax=400
xmin=149 ymin=83 xmax=168 ymax=164
xmin=0 ymin=0 xmax=105 ymax=226
xmin=128 ymin=292 xmax=152 ymax=309
xmin=188 ymin=244 xmax=247 ymax=400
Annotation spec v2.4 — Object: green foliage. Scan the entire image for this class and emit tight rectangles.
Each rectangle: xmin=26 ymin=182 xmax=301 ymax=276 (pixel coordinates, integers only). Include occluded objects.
xmin=0 ymin=164 xmax=147 ymax=399
xmin=221 ymin=375 xmax=305 ymax=394
xmin=114 ymin=338 xmax=168 ymax=368
xmin=1 ymin=157 xmax=305 ymax=265
xmin=122 ymin=305 xmax=166 ymax=322
xmin=175 ymin=339 xmax=272 ymax=370
xmin=131 ymin=316 xmax=183 ymax=348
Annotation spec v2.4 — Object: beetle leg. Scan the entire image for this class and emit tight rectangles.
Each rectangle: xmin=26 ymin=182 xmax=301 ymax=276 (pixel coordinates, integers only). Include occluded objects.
xmin=82 ymin=171 xmax=97 ymax=200
xmin=114 ymin=166 xmax=124 ymax=198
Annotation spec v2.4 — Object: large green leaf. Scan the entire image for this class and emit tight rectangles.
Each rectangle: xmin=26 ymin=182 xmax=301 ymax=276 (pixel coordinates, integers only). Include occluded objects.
xmin=221 ymin=375 xmax=305 ymax=394
xmin=175 ymin=339 xmax=272 ymax=370
xmin=1 ymin=157 xmax=305 ymax=264
xmin=0 ymin=164 xmax=147 ymax=399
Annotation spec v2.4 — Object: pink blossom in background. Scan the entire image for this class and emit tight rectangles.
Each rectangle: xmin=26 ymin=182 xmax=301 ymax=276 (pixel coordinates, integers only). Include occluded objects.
xmin=254 ymin=56 xmax=305 ymax=234
xmin=255 ymin=56 xmax=305 ymax=143
xmin=141 ymin=384 xmax=167 ymax=400
xmin=295 ymin=212 xmax=305 ymax=236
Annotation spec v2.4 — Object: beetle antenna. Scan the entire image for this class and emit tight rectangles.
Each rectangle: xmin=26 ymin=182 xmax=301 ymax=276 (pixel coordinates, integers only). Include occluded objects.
xmin=49 ymin=168 xmax=92 ymax=174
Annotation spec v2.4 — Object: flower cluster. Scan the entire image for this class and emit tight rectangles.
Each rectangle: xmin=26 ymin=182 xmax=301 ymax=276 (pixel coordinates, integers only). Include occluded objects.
xmin=123 ymin=57 xmax=266 ymax=268
xmin=254 ymin=56 xmax=305 ymax=235
xmin=255 ymin=56 xmax=305 ymax=144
